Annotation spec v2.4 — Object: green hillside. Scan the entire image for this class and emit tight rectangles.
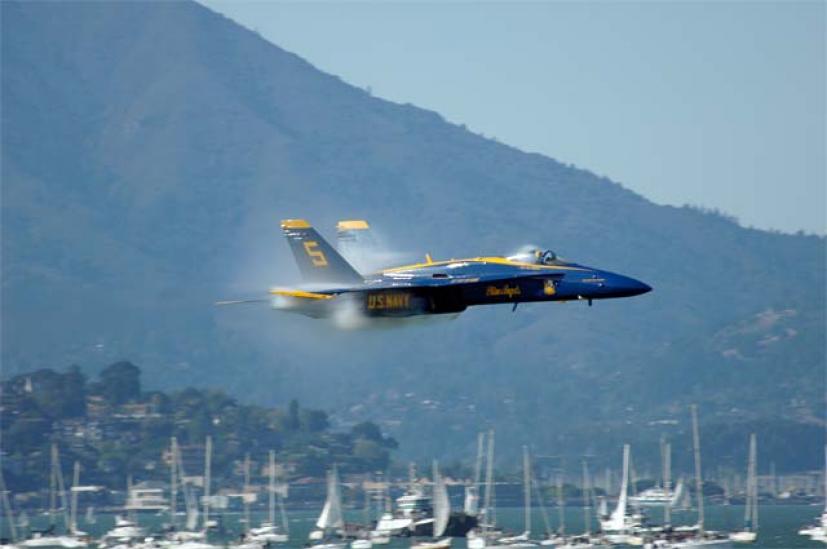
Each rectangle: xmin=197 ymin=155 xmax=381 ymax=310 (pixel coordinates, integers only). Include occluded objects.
xmin=1 ymin=0 xmax=824 ymax=473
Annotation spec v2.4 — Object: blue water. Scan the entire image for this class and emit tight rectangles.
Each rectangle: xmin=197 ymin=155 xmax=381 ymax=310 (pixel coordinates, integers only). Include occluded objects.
xmin=4 ymin=505 xmax=823 ymax=548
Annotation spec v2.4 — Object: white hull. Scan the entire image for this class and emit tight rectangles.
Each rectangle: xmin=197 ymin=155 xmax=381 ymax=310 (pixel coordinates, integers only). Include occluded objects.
xmin=665 ymin=539 xmax=731 ymax=548
xmin=728 ymin=531 xmax=756 ymax=543
xmin=368 ymin=532 xmax=391 ymax=545
xmin=374 ymin=517 xmax=413 ymax=535
xmin=246 ymin=533 xmax=288 ymax=544
xmin=20 ymin=537 xmax=87 ymax=549
xmin=410 ymin=538 xmax=451 ymax=549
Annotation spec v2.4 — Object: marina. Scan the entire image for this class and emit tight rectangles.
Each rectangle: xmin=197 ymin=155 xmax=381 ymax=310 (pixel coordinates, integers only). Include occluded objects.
xmin=1 ymin=505 xmax=822 ymax=548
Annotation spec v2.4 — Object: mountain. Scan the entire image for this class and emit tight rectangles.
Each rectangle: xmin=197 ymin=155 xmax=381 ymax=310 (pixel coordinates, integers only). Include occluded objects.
xmin=2 ymin=0 xmax=824 ymax=473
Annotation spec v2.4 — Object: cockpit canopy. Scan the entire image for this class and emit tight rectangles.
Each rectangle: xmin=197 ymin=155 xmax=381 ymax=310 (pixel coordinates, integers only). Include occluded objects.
xmin=507 ymin=248 xmax=558 ymax=265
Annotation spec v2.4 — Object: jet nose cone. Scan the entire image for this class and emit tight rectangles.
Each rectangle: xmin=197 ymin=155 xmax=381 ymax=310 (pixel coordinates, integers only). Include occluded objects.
xmin=634 ymin=279 xmax=653 ymax=295
xmin=609 ymin=274 xmax=652 ymax=297
xmin=624 ymin=277 xmax=652 ymax=296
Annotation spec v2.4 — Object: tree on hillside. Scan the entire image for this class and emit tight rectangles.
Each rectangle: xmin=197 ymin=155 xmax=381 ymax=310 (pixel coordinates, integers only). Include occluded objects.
xmin=300 ymin=409 xmax=329 ymax=433
xmin=25 ymin=366 xmax=87 ymax=418
xmin=94 ymin=361 xmax=141 ymax=405
xmin=286 ymin=399 xmax=300 ymax=431
xmin=351 ymin=421 xmax=398 ymax=449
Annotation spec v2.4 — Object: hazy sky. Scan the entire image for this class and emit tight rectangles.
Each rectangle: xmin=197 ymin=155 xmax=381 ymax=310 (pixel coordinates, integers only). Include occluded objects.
xmin=201 ymin=0 xmax=825 ymax=235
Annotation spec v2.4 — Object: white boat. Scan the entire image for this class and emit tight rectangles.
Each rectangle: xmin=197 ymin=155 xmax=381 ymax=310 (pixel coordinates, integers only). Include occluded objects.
xmin=799 ymin=445 xmax=827 ymax=542
xmin=245 ymin=451 xmax=289 ymax=544
xmin=99 ymin=516 xmax=147 ymax=546
xmin=125 ymin=482 xmax=169 ymax=513
xmin=553 ymin=461 xmax=612 ymax=549
xmin=411 ymin=462 xmax=452 ymax=549
xmin=21 ymin=451 xmax=90 ymax=549
xmin=600 ymin=444 xmax=642 ymax=542
xmin=643 ymin=535 xmax=732 ymax=549
xmin=368 ymin=531 xmax=391 ymax=545
xmin=372 ymin=464 xmax=436 ymax=538
xmin=467 ymin=433 xmax=538 ymax=548
xmin=727 ymin=532 xmax=756 ymax=544
xmin=373 ymin=511 xmax=413 ymax=537
xmin=350 ymin=540 xmax=373 ymax=549
xmin=729 ymin=434 xmax=758 ymax=544
xmin=162 ymin=437 xmax=213 ymax=547
xmin=657 ymin=536 xmax=731 ymax=548
xmin=373 ymin=488 xmax=431 ymax=536
xmin=19 ymin=534 xmax=87 ymax=549
xmin=308 ymin=467 xmax=347 ymax=548
xmin=246 ymin=522 xmax=288 ymax=544
xmin=631 ymin=480 xmax=685 ymax=508
xmin=171 ymin=542 xmax=217 ymax=549
xmin=647 ymin=406 xmax=732 ymax=549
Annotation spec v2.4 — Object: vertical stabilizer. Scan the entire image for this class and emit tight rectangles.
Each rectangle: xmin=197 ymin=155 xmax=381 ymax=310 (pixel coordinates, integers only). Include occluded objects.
xmin=281 ymin=219 xmax=363 ymax=284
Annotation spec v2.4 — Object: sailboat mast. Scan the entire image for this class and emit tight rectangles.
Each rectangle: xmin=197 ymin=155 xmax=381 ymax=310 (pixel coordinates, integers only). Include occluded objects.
xmin=243 ymin=454 xmax=251 ymax=533
xmin=474 ymin=432 xmax=485 ymax=491
xmin=204 ymin=436 xmax=212 ymax=528
xmin=556 ymin=470 xmax=565 ymax=535
xmin=49 ymin=443 xmax=57 ymax=528
xmin=664 ymin=441 xmax=672 ymax=526
xmin=690 ymin=404 xmax=704 ymax=533
xmin=278 ymin=482 xmax=289 ymax=535
xmin=823 ymin=444 xmax=826 ymax=514
xmin=53 ymin=446 xmax=70 ymax=531
xmin=582 ymin=459 xmax=591 ymax=536
xmin=531 ymin=465 xmax=553 ymax=537
xmin=170 ymin=437 xmax=178 ymax=529
xmin=268 ymin=450 xmax=276 ymax=525
xmin=70 ymin=461 xmax=80 ymax=533
xmin=0 ymin=465 xmax=18 ymax=542
xmin=749 ymin=433 xmax=758 ymax=530
xmin=483 ymin=429 xmax=495 ymax=532
xmin=523 ymin=446 xmax=531 ymax=536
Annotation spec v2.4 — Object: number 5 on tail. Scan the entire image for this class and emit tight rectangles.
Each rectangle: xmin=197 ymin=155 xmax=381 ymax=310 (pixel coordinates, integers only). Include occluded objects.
xmin=303 ymin=241 xmax=328 ymax=267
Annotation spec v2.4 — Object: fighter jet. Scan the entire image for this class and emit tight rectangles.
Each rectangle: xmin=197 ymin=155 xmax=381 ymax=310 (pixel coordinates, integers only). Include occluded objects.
xmin=219 ymin=219 xmax=651 ymax=319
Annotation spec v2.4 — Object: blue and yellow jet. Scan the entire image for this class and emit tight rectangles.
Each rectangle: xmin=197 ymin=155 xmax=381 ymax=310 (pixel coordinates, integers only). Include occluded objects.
xmin=225 ymin=219 xmax=651 ymax=319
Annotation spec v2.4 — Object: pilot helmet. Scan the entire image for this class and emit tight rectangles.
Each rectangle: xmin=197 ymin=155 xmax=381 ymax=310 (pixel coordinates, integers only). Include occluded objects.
xmin=540 ymin=249 xmax=557 ymax=264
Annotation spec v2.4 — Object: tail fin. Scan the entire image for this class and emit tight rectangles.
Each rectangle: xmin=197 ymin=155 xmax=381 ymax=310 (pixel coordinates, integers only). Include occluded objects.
xmin=336 ymin=219 xmax=376 ymax=270
xmin=281 ymin=219 xmax=363 ymax=285
xmin=336 ymin=219 xmax=371 ymax=248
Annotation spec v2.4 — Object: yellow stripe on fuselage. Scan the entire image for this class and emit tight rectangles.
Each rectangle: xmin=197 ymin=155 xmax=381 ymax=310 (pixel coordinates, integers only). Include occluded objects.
xmin=269 ymin=288 xmax=334 ymax=300
xmin=381 ymin=256 xmax=589 ymax=274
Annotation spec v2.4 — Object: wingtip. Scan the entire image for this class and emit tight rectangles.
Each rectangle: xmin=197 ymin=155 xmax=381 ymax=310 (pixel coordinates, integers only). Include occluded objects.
xmin=280 ymin=219 xmax=311 ymax=229
xmin=336 ymin=219 xmax=370 ymax=231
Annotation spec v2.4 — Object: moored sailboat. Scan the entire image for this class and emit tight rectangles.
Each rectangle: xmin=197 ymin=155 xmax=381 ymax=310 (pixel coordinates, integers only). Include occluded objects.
xmin=798 ymin=444 xmax=827 ymax=543
xmin=411 ymin=461 xmax=452 ymax=549
xmin=244 ymin=450 xmax=289 ymax=545
xmin=309 ymin=467 xmax=347 ymax=549
xmin=729 ymin=434 xmax=758 ymax=544
xmin=599 ymin=444 xmax=643 ymax=545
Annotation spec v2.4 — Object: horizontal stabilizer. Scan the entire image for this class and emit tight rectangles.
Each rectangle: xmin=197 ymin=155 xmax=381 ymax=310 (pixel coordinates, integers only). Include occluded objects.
xmin=269 ymin=288 xmax=334 ymax=300
xmin=214 ymin=298 xmax=270 ymax=306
